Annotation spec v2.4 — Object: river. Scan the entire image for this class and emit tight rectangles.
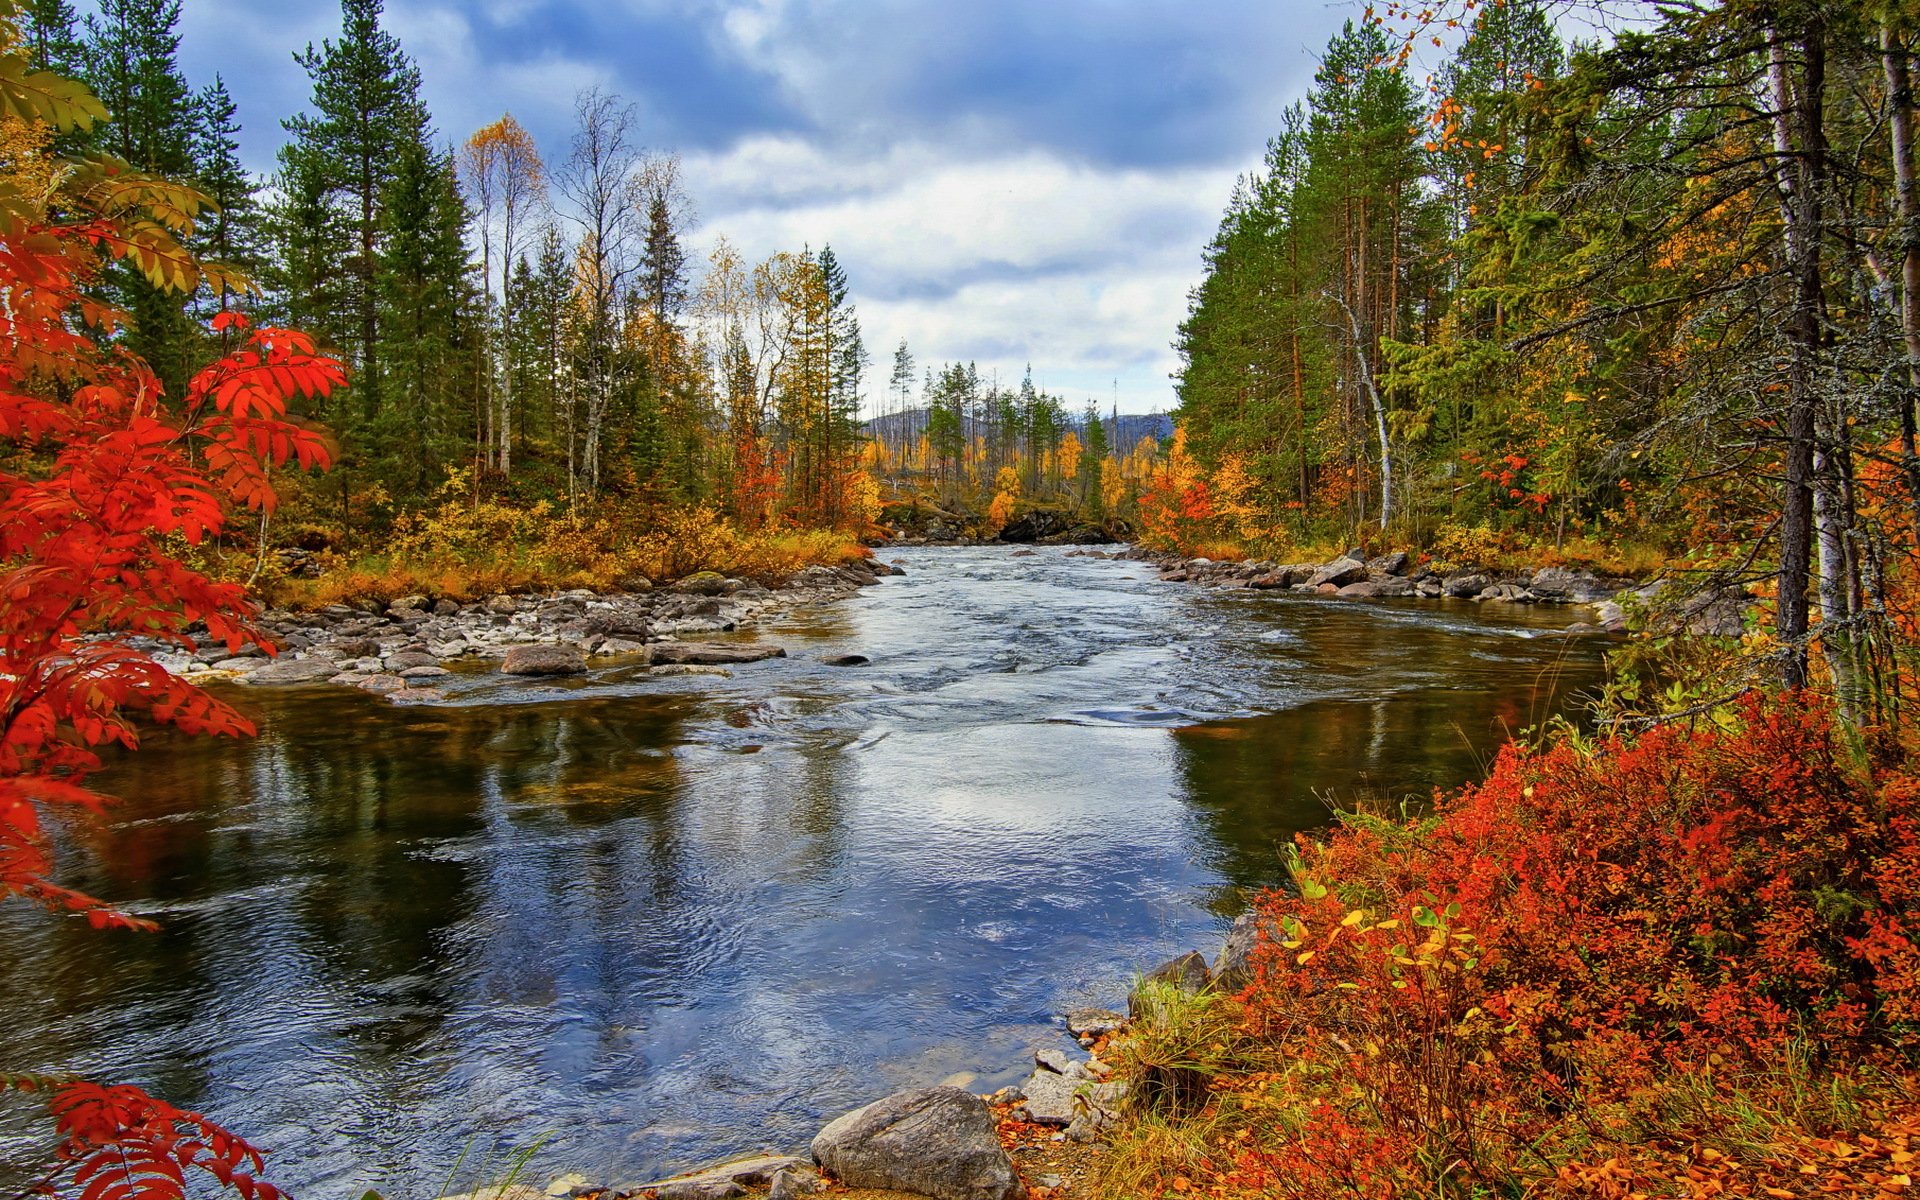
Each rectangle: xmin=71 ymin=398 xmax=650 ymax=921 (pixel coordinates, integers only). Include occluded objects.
xmin=0 ymin=545 xmax=1607 ymax=1196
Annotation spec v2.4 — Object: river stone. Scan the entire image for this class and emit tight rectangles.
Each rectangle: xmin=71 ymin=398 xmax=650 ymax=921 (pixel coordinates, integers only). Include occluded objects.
xmin=1216 ymin=914 xmax=1263 ymax=991
xmin=328 ymin=637 xmax=382 ymax=659
xmin=1307 ymin=556 xmax=1368 ymax=588
xmin=822 ymin=653 xmax=869 ymax=666
xmin=1529 ymin=566 xmax=1607 ymax=602
xmin=356 ymin=674 xmax=406 ymax=693
xmin=1064 ymin=1008 xmax=1127 ymax=1041
xmin=1442 ymin=573 xmax=1491 ymax=597
xmin=400 ymin=665 xmax=450 ymax=678
xmin=768 ymin=1165 xmax=826 ymax=1200
xmin=486 ymin=594 xmax=519 ymax=614
xmin=598 ymin=638 xmax=650 ymax=658
xmin=1018 ymin=1071 xmax=1127 ymax=1127
xmin=1368 ymin=550 xmax=1410 ymax=576
xmin=237 ymin=658 xmax=338 ymax=686
xmin=1336 ymin=580 xmax=1381 ymax=599
xmin=633 ymin=1155 xmax=808 ymax=1200
xmin=1375 ymin=576 xmax=1415 ymax=597
xmin=388 ymin=687 xmax=444 ymax=703
xmin=502 ymin=644 xmax=588 ymax=675
xmin=654 ymin=1179 xmax=743 ymax=1200
xmin=649 ymin=664 xmax=733 ymax=677
xmin=1033 ymin=1048 xmax=1090 ymax=1080
xmin=384 ymin=650 xmax=439 ymax=671
xmin=650 ymin=642 xmax=786 ymax=665
xmin=812 ymin=1087 xmax=1024 ymax=1200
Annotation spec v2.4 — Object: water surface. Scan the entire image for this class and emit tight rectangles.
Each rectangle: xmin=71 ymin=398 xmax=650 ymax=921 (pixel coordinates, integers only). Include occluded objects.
xmin=0 ymin=546 xmax=1604 ymax=1195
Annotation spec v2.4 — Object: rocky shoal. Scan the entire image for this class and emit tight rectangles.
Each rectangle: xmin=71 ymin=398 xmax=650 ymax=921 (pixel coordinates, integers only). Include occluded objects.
xmin=1093 ymin=545 xmax=1752 ymax=638
xmin=131 ymin=562 xmax=902 ymax=704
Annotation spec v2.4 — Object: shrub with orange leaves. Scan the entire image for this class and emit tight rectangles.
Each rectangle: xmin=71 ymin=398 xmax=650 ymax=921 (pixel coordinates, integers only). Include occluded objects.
xmin=1107 ymin=696 xmax=1920 ymax=1199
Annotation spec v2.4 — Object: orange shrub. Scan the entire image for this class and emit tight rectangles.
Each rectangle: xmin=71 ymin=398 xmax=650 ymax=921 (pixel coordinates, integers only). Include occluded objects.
xmin=1214 ymin=695 xmax=1920 ymax=1196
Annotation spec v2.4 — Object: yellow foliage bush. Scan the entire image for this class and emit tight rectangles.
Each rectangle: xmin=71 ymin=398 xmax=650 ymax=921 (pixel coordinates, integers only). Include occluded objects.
xmin=268 ymin=482 xmax=869 ymax=609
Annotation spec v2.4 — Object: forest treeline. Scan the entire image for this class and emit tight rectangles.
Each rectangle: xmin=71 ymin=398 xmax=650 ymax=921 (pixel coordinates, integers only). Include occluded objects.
xmin=1168 ymin=0 xmax=1920 ymax=722
xmin=17 ymin=0 xmax=1157 ymax=575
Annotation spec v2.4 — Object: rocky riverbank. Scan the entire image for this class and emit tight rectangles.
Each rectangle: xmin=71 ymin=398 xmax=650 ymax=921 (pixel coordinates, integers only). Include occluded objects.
xmin=1109 ymin=545 xmax=1754 ymax=638
xmin=133 ymin=561 xmax=903 ymax=702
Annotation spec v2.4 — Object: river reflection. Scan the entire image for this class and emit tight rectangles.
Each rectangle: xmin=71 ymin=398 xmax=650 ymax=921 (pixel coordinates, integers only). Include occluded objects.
xmin=0 ymin=547 xmax=1606 ymax=1196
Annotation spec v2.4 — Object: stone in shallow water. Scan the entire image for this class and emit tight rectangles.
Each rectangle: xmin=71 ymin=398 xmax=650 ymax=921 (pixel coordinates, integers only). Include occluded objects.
xmin=501 ymin=644 xmax=587 ymax=675
xmin=236 ymin=658 xmax=337 ymax=686
xmin=1064 ymin=1007 xmax=1126 ymax=1040
xmin=650 ymin=642 xmax=784 ymax=665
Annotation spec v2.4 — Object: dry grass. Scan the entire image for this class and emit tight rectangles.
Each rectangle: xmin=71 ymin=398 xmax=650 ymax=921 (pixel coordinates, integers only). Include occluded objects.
xmin=260 ymin=499 xmax=870 ymax=609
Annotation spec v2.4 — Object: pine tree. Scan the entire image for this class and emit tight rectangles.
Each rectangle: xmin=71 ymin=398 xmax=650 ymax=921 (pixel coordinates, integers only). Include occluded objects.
xmin=21 ymin=0 xmax=82 ymax=77
xmin=280 ymin=0 xmax=429 ymax=427
xmin=1081 ymin=404 xmax=1109 ymax=521
xmin=189 ymin=76 xmax=261 ymax=318
xmin=82 ymin=0 xmax=199 ymax=398
xmin=375 ymin=138 xmax=475 ymax=491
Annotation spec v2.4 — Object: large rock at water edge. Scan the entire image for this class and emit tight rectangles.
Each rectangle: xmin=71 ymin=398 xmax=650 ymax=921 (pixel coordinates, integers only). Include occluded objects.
xmin=1529 ymin=566 xmax=1608 ymax=603
xmin=1306 ymin=556 xmax=1368 ymax=589
xmin=810 ymin=1087 xmax=1026 ymax=1200
xmin=502 ymin=644 xmax=588 ymax=676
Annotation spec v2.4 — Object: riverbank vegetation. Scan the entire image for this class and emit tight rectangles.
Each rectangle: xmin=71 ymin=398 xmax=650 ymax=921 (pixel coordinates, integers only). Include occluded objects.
xmin=1087 ymin=2 xmax=1920 ymax=1195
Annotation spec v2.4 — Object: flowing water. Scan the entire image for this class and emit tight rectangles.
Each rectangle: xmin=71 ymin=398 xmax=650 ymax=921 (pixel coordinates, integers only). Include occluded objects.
xmin=0 ymin=546 xmax=1607 ymax=1196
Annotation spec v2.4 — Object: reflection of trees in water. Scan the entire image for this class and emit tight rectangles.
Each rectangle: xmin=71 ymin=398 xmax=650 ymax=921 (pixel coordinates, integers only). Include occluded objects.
xmin=1170 ymin=661 xmax=1605 ymax=910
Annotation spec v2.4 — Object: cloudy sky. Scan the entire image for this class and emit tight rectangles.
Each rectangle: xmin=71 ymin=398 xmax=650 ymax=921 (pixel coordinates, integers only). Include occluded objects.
xmin=172 ymin=0 xmax=1360 ymax=415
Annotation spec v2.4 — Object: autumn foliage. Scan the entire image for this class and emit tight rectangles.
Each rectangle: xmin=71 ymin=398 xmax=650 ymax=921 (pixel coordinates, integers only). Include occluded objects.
xmin=1109 ymin=696 xmax=1920 ymax=1198
xmin=1 ymin=115 xmax=343 ymax=1200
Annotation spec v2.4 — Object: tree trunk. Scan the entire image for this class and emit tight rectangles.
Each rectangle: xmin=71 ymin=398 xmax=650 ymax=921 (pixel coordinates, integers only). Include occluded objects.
xmin=1883 ymin=25 xmax=1920 ymax=539
xmin=1768 ymin=17 xmax=1826 ymax=691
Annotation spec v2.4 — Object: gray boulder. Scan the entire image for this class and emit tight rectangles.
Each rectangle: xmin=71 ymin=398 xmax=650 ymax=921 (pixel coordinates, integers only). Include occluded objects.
xmin=768 ymin=1165 xmax=826 ymax=1200
xmin=1529 ymin=566 xmax=1608 ymax=603
xmin=650 ymin=642 xmax=786 ymax=665
xmin=810 ymin=1087 xmax=1025 ymax=1200
xmin=1442 ymin=573 xmax=1492 ymax=598
xmin=1336 ymin=580 xmax=1381 ymax=599
xmin=501 ymin=644 xmax=588 ymax=676
xmin=1017 ymin=1071 xmax=1126 ymax=1127
xmin=1368 ymin=550 xmax=1410 ymax=576
xmin=237 ymin=658 xmax=338 ymax=686
xmin=1306 ymin=556 xmax=1369 ymax=589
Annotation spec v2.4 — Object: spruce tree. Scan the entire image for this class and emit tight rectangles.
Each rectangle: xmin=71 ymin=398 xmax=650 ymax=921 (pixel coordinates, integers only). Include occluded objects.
xmin=279 ymin=0 xmax=429 ymax=428
xmin=375 ymin=138 xmax=475 ymax=491
xmin=189 ymin=76 xmax=262 ymax=318
xmin=82 ymin=0 xmax=198 ymax=397
xmin=21 ymin=0 xmax=82 ymax=77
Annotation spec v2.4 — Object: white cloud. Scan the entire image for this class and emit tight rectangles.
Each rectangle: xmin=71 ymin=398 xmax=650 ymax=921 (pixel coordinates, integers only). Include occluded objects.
xmin=684 ymin=139 xmax=1239 ymax=413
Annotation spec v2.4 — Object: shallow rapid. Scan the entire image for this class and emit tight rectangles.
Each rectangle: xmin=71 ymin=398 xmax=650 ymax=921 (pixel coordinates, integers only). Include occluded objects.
xmin=0 ymin=546 xmax=1606 ymax=1196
